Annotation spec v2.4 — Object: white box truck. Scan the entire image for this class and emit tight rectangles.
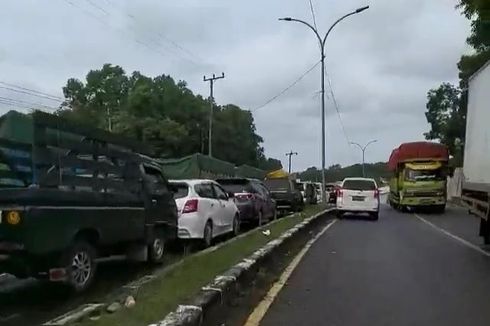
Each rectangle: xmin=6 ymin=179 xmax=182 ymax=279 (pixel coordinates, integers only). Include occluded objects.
xmin=462 ymin=59 xmax=490 ymax=244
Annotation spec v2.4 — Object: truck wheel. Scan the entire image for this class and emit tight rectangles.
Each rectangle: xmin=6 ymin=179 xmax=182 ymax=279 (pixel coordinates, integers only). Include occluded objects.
xmin=203 ymin=222 xmax=213 ymax=248
xmin=148 ymin=231 xmax=165 ymax=264
xmin=63 ymin=241 xmax=97 ymax=292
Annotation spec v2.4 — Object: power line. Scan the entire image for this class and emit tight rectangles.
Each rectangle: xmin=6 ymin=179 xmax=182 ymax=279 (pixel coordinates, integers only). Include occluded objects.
xmin=252 ymin=60 xmax=321 ymax=113
xmin=324 ymin=67 xmax=350 ymax=145
xmin=61 ymin=0 xmax=172 ymax=63
xmin=0 ymin=86 xmax=63 ymax=103
xmin=0 ymin=96 xmax=59 ymax=110
xmin=98 ymin=0 xmax=202 ymax=66
xmin=0 ymin=82 xmax=63 ymax=101
xmin=84 ymin=0 xmax=109 ymax=16
xmin=308 ymin=0 xmax=318 ymax=31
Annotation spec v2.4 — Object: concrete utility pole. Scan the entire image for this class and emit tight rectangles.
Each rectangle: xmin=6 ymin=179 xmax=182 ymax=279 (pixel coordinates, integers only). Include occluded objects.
xmin=203 ymin=73 xmax=225 ymax=157
xmin=279 ymin=5 xmax=369 ymax=203
xmin=286 ymin=150 xmax=298 ymax=174
xmin=350 ymin=139 xmax=377 ymax=177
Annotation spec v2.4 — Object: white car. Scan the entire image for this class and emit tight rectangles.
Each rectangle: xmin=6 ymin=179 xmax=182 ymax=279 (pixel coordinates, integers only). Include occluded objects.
xmin=336 ymin=177 xmax=380 ymax=220
xmin=170 ymin=179 xmax=240 ymax=247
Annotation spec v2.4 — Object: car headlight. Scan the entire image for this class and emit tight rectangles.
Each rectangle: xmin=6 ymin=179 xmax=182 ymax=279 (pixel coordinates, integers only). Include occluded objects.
xmin=4 ymin=211 xmax=21 ymax=225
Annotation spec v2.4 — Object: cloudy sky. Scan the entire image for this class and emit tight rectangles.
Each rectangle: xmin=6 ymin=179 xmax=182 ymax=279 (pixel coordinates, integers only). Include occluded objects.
xmin=0 ymin=0 xmax=470 ymax=171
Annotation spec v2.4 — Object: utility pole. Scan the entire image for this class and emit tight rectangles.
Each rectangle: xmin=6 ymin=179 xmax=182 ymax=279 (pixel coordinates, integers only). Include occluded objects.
xmin=203 ymin=73 xmax=225 ymax=157
xmin=286 ymin=150 xmax=298 ymax=174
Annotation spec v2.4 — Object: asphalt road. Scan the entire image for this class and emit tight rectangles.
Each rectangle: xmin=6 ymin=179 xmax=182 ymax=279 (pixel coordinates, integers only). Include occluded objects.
xmin=260 ymin=204 xmax=490 ymax=326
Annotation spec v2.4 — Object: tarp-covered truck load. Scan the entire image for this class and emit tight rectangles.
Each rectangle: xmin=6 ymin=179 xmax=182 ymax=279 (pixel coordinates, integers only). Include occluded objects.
xmin=388 ymin=141 xmax=449 ymax=171
xmin=235 ymin=165 xmax=266 ymax=180
xmin=388 ymin=141 xmax=449 ymax=212
xmin=265 ymin=169 xmax=289 ymax=179
xmin=160 ymin=153 xmax=235 ymax=179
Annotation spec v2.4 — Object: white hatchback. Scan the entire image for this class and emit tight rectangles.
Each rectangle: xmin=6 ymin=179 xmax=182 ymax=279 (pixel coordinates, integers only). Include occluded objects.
xmin=170 ymin=180 xmax=240 ymax=247
xmin=336 ymin=177 xmax=380 ymax=220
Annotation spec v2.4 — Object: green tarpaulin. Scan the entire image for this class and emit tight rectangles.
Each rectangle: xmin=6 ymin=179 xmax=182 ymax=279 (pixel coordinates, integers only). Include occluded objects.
xmin=235 ymin=164 xmax=266 ymax=180
xmin=0 ymin=110 xmax=34 ymax=144
xmin=159 ymin=153 xmax=236 ymax=180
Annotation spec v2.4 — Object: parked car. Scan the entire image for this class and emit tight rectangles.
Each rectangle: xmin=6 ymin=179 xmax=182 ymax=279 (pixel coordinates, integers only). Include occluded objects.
xmin=169 ymin=180 xmax=240 ymax=247
xmin=264 ymin=177 xmax=304 ymax=214
xmin=216 ymin=178 xmax=276 ymax=226
xmin=336 ymin=177 xmax=380 ymax=220
xmin=326 ymin=183 xmax=337 ymax=204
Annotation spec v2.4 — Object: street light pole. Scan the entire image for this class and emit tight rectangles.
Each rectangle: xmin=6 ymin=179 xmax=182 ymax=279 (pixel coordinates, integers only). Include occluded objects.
xmin=350 ymin=139 xmax=378 ymax=177
xmin=204 ymin=72 xmax=225 ymax=158
xmin=279 ymin=5 xmax=369 ymax=203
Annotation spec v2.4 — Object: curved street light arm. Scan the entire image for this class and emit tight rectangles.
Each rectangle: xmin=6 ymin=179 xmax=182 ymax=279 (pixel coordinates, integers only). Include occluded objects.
xmin=363 ymin=139 xmax=378 ymax=151
xmin=279 ymin=18 xmax=323 ymax=52
xmin=322 ymin=6 xmax=370 ymax=46
xmin=349 ymin=142 xmax=363 ymax=151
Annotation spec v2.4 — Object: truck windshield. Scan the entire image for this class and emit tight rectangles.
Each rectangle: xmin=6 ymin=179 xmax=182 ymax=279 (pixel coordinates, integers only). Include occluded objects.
xmin=405 ymin=168 xmax=445 ymax=181
xmin=264 ymin=179 xmax=290 ymax=191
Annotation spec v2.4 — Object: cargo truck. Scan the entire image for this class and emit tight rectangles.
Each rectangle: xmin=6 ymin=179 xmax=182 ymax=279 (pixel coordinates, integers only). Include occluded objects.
xmin=461 ymin=60 xmax=490 ymax=244
xmin=0 ymin=111 xmax=178 ymax=291
xmin=388 ymin=141 xmax=449 ymax=212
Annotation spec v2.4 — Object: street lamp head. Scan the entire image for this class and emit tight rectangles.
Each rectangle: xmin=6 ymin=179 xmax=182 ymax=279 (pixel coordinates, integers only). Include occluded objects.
xmin=279 ymin=17 xmax=293 ymax=21
xmin=355 ymin=5 xmax=369 ymax=13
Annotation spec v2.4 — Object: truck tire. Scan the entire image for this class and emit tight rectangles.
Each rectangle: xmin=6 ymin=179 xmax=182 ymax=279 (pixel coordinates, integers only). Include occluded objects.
xmin=435 ymin=205 xmax=446 ymax=214
xmin=148 ymin=230 xmax=165 ymax=264
xmin=62 ymin=240 xmax=97 ymax=292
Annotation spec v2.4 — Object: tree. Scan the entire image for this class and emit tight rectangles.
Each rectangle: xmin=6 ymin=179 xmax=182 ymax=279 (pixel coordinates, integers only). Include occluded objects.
xmin=457 ymin=0 xmax=490 ymax=52
xmin=59 ymin=63 xmax=279 ymax=168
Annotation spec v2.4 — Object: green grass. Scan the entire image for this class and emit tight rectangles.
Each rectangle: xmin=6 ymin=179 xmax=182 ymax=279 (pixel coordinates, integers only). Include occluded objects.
xmin=79 ymin=205 xmax=324 ymax=326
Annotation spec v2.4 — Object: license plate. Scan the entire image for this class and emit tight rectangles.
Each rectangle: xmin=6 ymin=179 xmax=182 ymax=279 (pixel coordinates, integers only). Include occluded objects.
xmin=352 ymin=196 xmax=365 ymax=201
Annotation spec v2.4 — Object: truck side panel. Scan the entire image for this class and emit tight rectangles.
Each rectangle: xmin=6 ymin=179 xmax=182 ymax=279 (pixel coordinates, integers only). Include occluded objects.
xmin=464 ymin=61 xmax=490 ymax=186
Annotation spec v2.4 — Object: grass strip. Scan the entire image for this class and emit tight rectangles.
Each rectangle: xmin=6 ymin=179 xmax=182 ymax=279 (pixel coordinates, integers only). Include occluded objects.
xmin=78 ymin=205 xmax=324 ymax=326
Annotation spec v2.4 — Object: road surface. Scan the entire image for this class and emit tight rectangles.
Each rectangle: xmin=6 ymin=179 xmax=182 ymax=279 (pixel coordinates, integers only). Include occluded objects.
xmin=259 ymin=204 xmax=490 ymax=326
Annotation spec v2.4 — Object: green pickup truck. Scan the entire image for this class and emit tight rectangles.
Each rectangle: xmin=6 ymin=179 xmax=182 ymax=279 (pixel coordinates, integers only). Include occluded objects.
xmin=0 ymin=111 xmax=177 ymax=291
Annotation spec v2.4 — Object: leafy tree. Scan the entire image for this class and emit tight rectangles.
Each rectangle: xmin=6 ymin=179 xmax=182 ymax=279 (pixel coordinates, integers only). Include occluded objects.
xmin=59 ymin=63 xmax=280 ymax=168
xmin=457 ymin=0 xmax=490 ymax=51
xmin=258 ymin=158 xmax=283 ymax=172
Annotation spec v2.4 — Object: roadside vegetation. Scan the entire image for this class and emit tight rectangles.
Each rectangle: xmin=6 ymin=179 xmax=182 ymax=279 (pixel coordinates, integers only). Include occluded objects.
xmin=77 ymin=205 xmax=324 ymax=326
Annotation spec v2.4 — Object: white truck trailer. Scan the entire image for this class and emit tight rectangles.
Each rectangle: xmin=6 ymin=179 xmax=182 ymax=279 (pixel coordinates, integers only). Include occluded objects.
xmin=462 ymin=59 xmax=490 ymax=244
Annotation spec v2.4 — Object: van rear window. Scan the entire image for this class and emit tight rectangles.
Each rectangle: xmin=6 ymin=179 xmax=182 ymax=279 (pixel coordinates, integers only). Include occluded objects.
xmin=342 ymin=180 xmax=376 ymax=191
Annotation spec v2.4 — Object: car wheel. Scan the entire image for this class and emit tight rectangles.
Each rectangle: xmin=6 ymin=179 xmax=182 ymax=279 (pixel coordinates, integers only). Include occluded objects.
xmin=371 ymin=212 xmax=379 ymax=221
xmin=62 ymin=240 xmax=97 ymax=292
xmin=203 ymin=222 xmax=213 ymax=248
xmin=232 ymin=215 xmax=240 ymax=237
xmin=148 ymin=230 xmax=165 ymax=264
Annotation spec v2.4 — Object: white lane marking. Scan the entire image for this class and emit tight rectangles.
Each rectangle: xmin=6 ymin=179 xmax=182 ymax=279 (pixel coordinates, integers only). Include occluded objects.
xmin=414 ymin=213 xmax=490 ymax=257
xmin=244 ymin=219 xmax=338 ymax=326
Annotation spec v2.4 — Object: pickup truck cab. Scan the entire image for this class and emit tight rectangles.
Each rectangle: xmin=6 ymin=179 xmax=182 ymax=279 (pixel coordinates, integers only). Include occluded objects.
xmin=0 ymin=111 xmax=177 ymax=292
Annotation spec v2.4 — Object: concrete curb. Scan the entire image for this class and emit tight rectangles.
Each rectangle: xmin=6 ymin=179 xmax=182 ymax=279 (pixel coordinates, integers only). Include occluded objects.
xmin=149 ymin=208 xmax=334 ymax=326
xmin=42 ymin=209 xmax=330 ymax=325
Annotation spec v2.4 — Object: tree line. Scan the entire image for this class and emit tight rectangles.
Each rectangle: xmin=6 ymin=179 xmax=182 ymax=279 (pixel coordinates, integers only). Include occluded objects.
xmin=298 ymin=162 xmax=390 ymax=184
xmin=58 ymin=64 xmax=282 ymax=171
xmin=424 ymin=0 xmax=489 ymax=166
